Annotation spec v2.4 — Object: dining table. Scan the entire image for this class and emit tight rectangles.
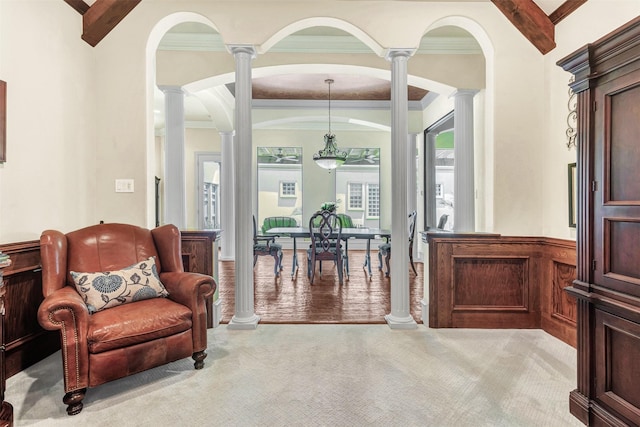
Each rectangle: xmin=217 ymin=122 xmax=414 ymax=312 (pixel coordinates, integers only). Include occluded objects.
xmin=264 ymin=227 xmax=391 ymax=279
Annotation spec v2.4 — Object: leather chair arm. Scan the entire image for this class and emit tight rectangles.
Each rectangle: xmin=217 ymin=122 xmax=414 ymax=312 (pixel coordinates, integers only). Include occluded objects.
xmin=160 ymin=272 xmax=215 ymax=352
xmin=37 ymin=286 xmax=90 ymax=392
xmin=38 ymin=286 xmax=90 ymax=331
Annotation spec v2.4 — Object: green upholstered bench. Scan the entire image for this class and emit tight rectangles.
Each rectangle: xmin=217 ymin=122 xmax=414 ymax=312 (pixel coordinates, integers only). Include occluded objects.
xmin=261 ymin=216 xmax=298 ymax=234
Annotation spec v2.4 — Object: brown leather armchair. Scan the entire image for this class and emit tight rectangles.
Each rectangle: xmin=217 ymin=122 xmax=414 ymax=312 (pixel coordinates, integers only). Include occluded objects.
xmin=37 ymin=223 xmax=215 ymax=416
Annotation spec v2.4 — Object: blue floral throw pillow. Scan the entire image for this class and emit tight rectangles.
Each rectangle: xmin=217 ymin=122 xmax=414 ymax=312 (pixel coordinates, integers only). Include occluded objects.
xmin=71 ymin=256 xmax=169 ymax=314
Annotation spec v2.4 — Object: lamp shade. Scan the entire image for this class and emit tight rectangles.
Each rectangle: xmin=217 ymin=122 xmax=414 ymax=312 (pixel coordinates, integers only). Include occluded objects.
xmin=313 ymin=133 xmax=347 ymax=170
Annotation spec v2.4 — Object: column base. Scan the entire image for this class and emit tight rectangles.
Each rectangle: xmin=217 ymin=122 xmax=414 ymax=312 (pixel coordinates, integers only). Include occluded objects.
xmin=385 ymin=314 xmax=417 ymax=329
xmin=420 ymin=299 xmax=429 ymax=325
xmin=212 ymin=298 xmax=222 ymax=328
xmin=228 ymin=314 xmax=260 ymax=330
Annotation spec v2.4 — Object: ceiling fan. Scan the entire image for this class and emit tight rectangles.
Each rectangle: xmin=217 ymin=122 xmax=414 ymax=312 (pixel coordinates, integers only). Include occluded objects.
xmin=360 ymin=148 xmax=379 ymax=164
xmin=269 ymin=148 xmax=298 ymax=163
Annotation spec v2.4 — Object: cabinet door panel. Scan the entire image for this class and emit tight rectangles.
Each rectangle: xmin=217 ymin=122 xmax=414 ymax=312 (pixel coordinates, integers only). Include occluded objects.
xmin=595 ymin=308 xmax=640 ymax=425
xmin=595 ymin=69 xmax=640 ymax=297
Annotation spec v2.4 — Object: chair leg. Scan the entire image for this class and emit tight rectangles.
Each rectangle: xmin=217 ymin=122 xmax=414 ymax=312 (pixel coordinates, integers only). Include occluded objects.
xmin=272 ymin=252 xmax=280 ymax=276
xmin=409 ymin=245 xmax=417 ymax=275
xmin=409 ymin=254 xmax=417 ymax=275
xmin=384 ymin=252 xmax=391 ymax=277
xmin=378 ymin=251 xmax=383 ymax=270
xmin=343 ymin=253 xmax=350 ymax=279
xmin=253 ymin=254 xmax=258 ymax=267
xmin=337 ymin=255 xmax=343 ymax=285
xmin=192 ymin=350 xmax=207 ymax=369
xmin=64 ymin=388 xmax=86 ymax=416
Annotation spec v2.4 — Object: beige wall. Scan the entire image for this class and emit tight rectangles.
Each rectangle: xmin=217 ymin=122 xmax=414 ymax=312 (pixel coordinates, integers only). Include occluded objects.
xmin=0 ymin=1 xmax=97 ymax=243
xmin=1 ymin=0 xmax=639 ymax=244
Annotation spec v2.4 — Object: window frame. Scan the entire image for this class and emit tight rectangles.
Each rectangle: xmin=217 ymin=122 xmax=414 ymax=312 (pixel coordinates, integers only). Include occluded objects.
xmin=347 ymin=182 xmax=365 ymax=211
xmin=279 ymin=180 xmax=297 ymax=198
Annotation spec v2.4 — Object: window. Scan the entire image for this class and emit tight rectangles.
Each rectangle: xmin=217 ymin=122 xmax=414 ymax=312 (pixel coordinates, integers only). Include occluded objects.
xmin=203 ymin=182 xmax=219 ymax=229
xmin=348 ymin=182 xmax=364 ymax=210
xmin=280 ymin=181 xmax=297 ymax=198
xmin=366 ymin=183 xmax=380 ymax=218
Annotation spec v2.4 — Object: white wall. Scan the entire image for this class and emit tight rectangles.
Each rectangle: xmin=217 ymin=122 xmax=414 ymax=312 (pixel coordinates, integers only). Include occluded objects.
xmin=0 ymin=0 xmax=97 ymax=243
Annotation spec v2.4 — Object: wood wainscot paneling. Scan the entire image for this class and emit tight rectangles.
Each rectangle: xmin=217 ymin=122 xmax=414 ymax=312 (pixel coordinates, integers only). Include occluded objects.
xmin=180 ymin=230 xmax=222 ymax=328
xmin=0 ymin=241 xmax=58 ymax=378
xmin=425 ymin=232 xmax=577 ymax=346
xmin=541 ymin=238 xmax=578 ymax=347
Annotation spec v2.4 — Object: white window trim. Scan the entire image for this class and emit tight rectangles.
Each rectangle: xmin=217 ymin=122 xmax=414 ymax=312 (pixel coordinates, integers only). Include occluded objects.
xmin=347 ymin=182 xmax=364 ymax=211
xmin=279 ymin=181 xmax=297 ymax=198
xmin=365 ymin=183 xmax=380 ymax=219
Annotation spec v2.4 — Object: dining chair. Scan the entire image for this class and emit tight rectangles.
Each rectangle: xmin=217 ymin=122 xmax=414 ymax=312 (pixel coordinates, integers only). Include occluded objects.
xmin=253 ymin=215 xmax=284 ymax=276
xmin=437 ymin=214 xmax=449 ymax=230
xmin=307 ymin=210 xmax=344 ymax=285
xmin=378 ymin=210 xmax=418 ymax=277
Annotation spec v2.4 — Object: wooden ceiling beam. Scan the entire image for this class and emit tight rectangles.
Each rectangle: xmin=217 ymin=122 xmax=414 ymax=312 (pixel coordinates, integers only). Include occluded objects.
xmin=549 ymin=0 xmax=588 ymax=25
xmin=491 ymin=0 xmax=556 ymax=54
xmin=81 ymin=0 xmax=141 ymax=47
xmin=63 ymin=0 xmax=90 ymax=15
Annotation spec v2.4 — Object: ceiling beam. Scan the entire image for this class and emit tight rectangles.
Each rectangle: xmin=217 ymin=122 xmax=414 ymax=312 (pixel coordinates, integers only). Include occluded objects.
xmin=81 ymin=0 xmax=141 ymax=47
xmin=63 ymin=0 xmax=90 ymax=15
xmin=491 ymin=0 xmax=556 ymax=54
xmin=549 ymin=0 xmax=588 ymax=25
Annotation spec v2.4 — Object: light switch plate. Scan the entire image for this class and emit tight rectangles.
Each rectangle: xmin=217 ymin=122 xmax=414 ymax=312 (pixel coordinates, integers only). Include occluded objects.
xmin=115 ymin=179 xmax=134 ymax=193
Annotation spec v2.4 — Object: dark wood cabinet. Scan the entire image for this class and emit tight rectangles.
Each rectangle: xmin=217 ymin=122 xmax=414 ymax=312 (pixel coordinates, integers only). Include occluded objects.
xmin=181 ymin=230 xmax=222 ymax=328
xmin=558 ymin=16 xmax=640 ymax=426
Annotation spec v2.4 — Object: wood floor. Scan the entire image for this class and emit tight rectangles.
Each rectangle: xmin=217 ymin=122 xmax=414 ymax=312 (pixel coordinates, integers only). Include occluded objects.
xmin=218 ymin=249 xmax=424 ymax=324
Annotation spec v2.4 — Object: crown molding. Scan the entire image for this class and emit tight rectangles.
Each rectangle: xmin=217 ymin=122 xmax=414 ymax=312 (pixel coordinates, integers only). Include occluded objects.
xmin=158 ymin=33 xmax=482 ymax=55
xmin=252 ymin=99 xmax=425 ymax=111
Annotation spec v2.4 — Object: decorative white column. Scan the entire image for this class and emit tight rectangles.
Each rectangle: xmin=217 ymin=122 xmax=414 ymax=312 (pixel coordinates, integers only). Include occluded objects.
xmin=424 ymin=131 xmax=437 ymax=229
xmin=219 ymin=130 xmax=235 ymax=261
xmin=385 ymin=49 xmax=417 ymax=329
xmin=452 ymin=89 xmax=478 ymax=232
xmin=407 ymin=132 xmax=418 ymax=263
xmin=407 ymin=133 xmax=418 ymax=215
xmin=227 ymin=45 xmax=259 ymax=330
xmin=160 ymin=86 xmax=187 ymax=230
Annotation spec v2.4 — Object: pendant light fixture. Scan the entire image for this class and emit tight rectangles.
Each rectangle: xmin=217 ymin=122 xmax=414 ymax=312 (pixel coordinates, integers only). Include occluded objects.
xmin=313 ymin=79 xmax=347 ymax=170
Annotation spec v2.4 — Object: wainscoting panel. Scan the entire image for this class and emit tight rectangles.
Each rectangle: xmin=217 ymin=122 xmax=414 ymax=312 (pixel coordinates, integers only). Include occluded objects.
xmin=426 ymin=233 xmax=577 ymax=346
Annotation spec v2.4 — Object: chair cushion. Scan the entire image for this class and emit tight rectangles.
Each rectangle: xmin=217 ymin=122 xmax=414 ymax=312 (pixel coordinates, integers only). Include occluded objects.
xmin=71 ymin=256 xmax=168 ymax=314
xmin=254 ymin=242 xmax=282 ymax=254
xmin=378 ymin=243 xmax=391 ymax=254
xmin=87 ymin=297 xmax=192 ymax=354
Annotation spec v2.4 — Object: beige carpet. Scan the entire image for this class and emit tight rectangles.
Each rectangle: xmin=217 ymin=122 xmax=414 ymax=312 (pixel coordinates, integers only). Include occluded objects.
xmin=7 ymin=325 xmax=582 ymax=426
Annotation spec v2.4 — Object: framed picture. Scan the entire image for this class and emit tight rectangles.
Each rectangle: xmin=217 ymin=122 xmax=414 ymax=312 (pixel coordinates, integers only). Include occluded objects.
xmin=568 ymin=162 xmax=577 ymax=228
xmin=0 ymin=80 xmax=5 ymax=163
